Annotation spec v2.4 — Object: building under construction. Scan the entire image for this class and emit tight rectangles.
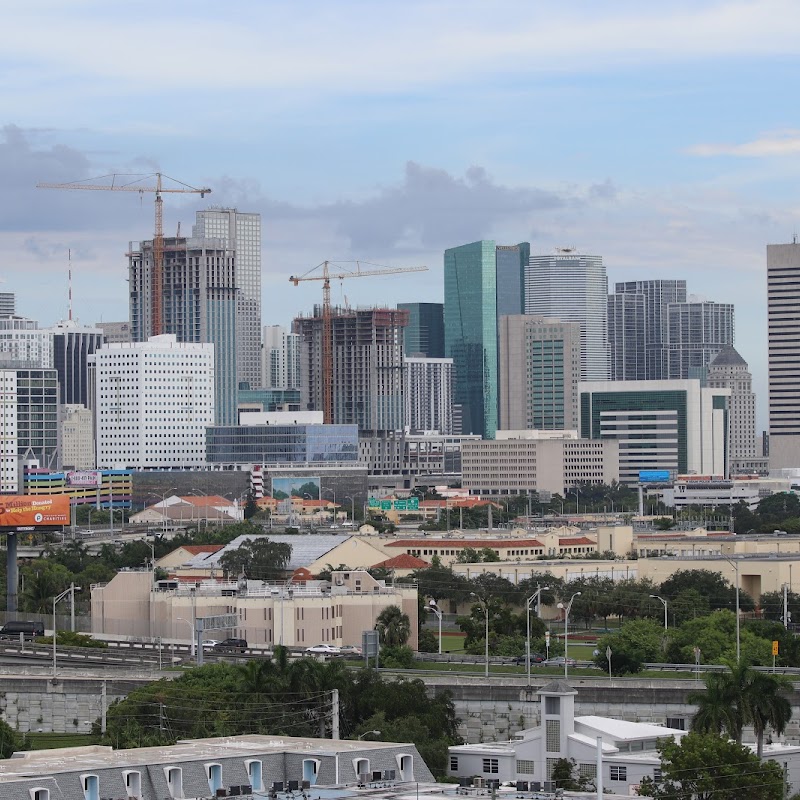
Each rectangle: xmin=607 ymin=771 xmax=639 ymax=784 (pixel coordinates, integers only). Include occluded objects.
xmin=293 ymin=307 xmax=408 ymax=433
xmin=128 ymin=235 xmax=238 ymax=425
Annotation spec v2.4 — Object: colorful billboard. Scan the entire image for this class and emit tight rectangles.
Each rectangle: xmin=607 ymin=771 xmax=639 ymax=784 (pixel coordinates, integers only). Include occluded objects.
xmin=271 ymin=477 xmax=321 ymax=501
xmin=66 ymin=470 xmax=103 ymax=487
xmin=0 ymin=495 xmax=70 ymax=528
xmin=639 ymin=470 xmax=672 ymax=483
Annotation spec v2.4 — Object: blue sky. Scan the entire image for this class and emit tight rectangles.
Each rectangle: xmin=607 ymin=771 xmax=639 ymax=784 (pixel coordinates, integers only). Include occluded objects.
xmin=3 ymin=0 xmax=800 ymax=428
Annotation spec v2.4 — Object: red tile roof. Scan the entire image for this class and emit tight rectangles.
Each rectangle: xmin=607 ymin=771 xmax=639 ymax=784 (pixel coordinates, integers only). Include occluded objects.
xmin=373 ymin=553 xmax=429 ymax=569
xmin=181 ymin=544 xmax=225 ymax=555
xmin=559 ymin=537 xmax=596 ymax=545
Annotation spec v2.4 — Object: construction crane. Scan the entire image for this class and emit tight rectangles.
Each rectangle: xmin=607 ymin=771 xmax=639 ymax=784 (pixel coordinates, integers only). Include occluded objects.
xmin=37 ymin=172 xmax=211 ymax=336
xmin=289 ymin=260 xmax=428 ymax=423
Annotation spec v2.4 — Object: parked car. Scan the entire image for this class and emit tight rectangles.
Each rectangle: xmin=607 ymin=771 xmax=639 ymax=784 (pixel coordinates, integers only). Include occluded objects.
xmin=202 ymin=639 xmax=221 ymax=649
xmin=338 ymin=644 xmax=362 ymax=657
xmin=542 ymin=656 xmax=577 ymax=667
xmin=213 ymin=638 xmax=248 ymax=652
xmin=305 ymin=643 xmax=341 ymax=654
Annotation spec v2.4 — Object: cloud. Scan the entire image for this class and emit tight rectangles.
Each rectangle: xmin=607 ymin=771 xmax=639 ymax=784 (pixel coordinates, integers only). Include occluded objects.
xmin=687 ymin=131 xmax=800 ymax=157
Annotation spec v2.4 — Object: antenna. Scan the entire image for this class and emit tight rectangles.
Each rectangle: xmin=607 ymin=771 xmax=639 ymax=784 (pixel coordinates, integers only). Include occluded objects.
xmin=68 ymin=248 xmax=73 ymax=321
xmin=793 ymin=232 xmax=798 ymax=245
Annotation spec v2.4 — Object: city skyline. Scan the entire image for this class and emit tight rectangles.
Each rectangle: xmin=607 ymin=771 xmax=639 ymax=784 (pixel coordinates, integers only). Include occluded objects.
xmin=3 ymin=2 xmax=800 ymax=429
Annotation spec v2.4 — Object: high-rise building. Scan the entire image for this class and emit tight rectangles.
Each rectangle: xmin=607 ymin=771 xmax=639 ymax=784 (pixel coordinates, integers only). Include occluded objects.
xmin=0 ymin=317 xmax=52 ymax=368
xmin=193 ymin=208 xmax=262 ymax=388
xmin=495 ymin=243 xmax=530 ymax=319
xmin=61 ymin=404 xmax=94 ymax=470
xmin=47 ymin=319 xmax=103 ymax=407
xmin=444 ymin=241 xmax=498 ymax=438
xmin=397 ymin=303 xmax=445 ymax=358
xmin=128 ymin=235 xmax=237 ymax=425
xmin=0 ymin=293 xmax=16 ymax=316
xmin=404 ymin=356 xmax=453 ymax=434
xmin=93 ymin=335 xmax=214 ymax=470
xmin=767 ymin=241 xmax=800 ymax=470
xmin=16 ymin=368 xmax=60 ymax=471
xmin=579 ymin=379 xmax=729 ymax=484
xmin=94 ymin=321 xmax=132 ymax=344
xmin=615 ymin=279 xmax=687 ymax=380
xmin=525 ymin=248 xmax=609 ymax=381
xmin=294 ymin=307 xmax=407 ymax=433
xmin=607 ymin=293 xmax=647 ymax=381
xmin=666 ymin=300 xmax=734 ymax=380
xmin=262 ymin=325 xmax=301 ymax=390
xmin=706 ymin=346 xmax=760 ymax=474
xmin=498 ymin=315 xmax=581 ymax=431
xmin=0 ymin=370 xmax=18 ymax=492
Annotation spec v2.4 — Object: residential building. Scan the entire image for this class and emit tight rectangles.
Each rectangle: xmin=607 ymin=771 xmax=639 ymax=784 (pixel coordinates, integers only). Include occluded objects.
xmin=262 ymin=324 xmax=301 ymax=390
xmin=404 ymin=356 xmax=453 ymax=434
xmin=194 ymin=207 xmax=262 ymax=388
xmin=767 ymin=240 xmax=800 ymax=470
xmin=398 ymin=302 xmax=445 ymax=357
xmin=0 ymin=316 xmax=52 ymax=367
xmin=615 ymin=279 xmax=687 ymax=380
xmin=46 ymin=319 xmax=103 ymax=407
xmin=666 ymin=299 xmax=735 ymax=380
xmin=0 ymin=292 xmax=15 ymax=316
xmin=238 ymin=387 xmax=301 ymax=417
xmin=525 ymin=248 xmax=609 ymax=381
xmin=94 ymin=320 xmax=132 ymax=344
xmin=93 ymin=335 xmax=214 ymax=470
xmin=294 ymin=307 xmax=407 ymax=433
xmin=607 ymin=292 xmax=646 ymax=381
xmin=60 ymin=404 xmax=94 ymax=470
xmin=498 ymin=315 xmax=581 ymax=431
xmin=0 ymin=370 xmax=17 ymax=492
xmin=460 ymin=430 xmax=619 ymax=497
xmin=128 ymin=235 xmax=237 ymax=424
xmin=579 ymin=379 xmax=729 ymax=484
xmin=16 ymin=368 xmax=60 ymax=471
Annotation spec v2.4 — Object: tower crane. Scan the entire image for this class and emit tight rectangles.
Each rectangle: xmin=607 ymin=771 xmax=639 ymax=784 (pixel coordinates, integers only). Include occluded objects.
xmin=37 ymin=172 xmax=211 ymax=336
xmin=289 ymin=261 xmax=428 ymax=423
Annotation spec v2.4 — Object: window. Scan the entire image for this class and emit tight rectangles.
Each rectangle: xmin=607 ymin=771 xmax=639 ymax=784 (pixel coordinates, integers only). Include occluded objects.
xmin=666 ymin=717 xmax=686 ymax=730
xmin=397 ymin=754 xmax=415 ymax=781
xmin=545 ymin=696 xmax=560 ymax=715
xmin=123 ymin=771 xmax=142 ymax=799
xmin=578 ymin=764 xmax=596 ymax=780
xmin=545 ymin=719 xmax=560 ymax=752
xmin=482 ymin=759 xmax=499 ymax=774
xmin=302 ymin=759 xmax=320 ymax=786
xmin=610 ymin=766 xmax=627 ymax=781
xmin=30 ymin=790 xmax=49 ymax=800
xmin=165 ymin=767 xmax=183 ymax=798
xmin=516 ymin=760 xmax=535 ymax=775
xmin=450 ymin=756 xmax=458 ymax=772
xmin=246 ymin=760 xmax=264 ymax=792
xmin=81 ymin=775 xmax=99 ymax=800
xmin=206 ymin=764 xmax=222 ymax=794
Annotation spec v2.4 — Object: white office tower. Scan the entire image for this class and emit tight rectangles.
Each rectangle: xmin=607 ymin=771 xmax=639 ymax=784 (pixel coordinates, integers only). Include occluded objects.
xmin=768 ymin=241 xmax=800 ymax=470
xmin=525 ymin=248 xmax=609 ymax=380
xmin=0 ymin=370 xmax=18 ymax=492
xmin=193 ymin=208 xmax=262 ymax=388
xmin=93 ymin=335 xmax=214 ymax=470
xmin=0 ymin=317 xmax=52 ymax=367
xmin=61 ymin=404 xmax=94 ymax=470
xmin=404 ymin=356 xmax=454 ymax=434
xmin=262 ymin=325 xmax=301 ymax=390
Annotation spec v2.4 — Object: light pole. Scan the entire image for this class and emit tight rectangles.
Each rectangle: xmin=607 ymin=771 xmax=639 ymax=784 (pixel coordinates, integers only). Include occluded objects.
xmin=357 ymin=730 xmax=381 ymax=740
xmin=470 ymin=592 xmax=489 ymax=678
xmin=526 ymin=585 xmax=550 ymax=685
xmin=723 ymin=556 xmax=741 ymax=662
xmin=426 ymin=599 xmax=443 ymax=654
xmin=557 ymin=591 xmax=581 ymax=679
xmin=176 ymin=616 xmax=195 ymax=657
xmin=149 ymin=488 xmax=177 ymax=536
xmin=323 ymin=488 xmax=337 ymax=523
xmin=53 ymin=584 xmax=80 ymax=681
xmin=650 ymin=594 xmax=668 ymax=631
xmin=344 ymin=495 xmax=355 ymax=525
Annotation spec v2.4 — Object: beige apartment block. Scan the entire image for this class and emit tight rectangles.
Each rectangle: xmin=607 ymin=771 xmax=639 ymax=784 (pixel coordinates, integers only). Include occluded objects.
xmin=91 ymin=569 xmax=418 ymax=649
xmin=61 ymin=403 xmax=94 ymax=470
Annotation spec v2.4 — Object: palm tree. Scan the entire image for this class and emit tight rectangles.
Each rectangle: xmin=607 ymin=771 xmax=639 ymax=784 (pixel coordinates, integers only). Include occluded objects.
xmin=375 ymin=605 xmax=411 ymax=646
xmin=689 ymin=670 xmax=742 ymax=741
xmin=743 ymin=671 xmax=793 ymax=757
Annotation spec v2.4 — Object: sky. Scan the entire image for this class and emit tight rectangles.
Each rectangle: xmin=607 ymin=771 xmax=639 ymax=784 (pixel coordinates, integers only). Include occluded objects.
xmin=3 ymin=0 xmax=800 ymax=429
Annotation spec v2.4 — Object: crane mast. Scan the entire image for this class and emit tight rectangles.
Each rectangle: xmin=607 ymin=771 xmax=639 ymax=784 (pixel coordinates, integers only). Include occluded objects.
xmin=289 ymin=261 xmax=428 ymax=423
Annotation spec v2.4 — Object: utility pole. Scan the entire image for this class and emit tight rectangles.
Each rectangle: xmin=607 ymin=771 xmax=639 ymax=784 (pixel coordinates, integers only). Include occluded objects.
xmin=101 ymin=681 xmax=107 ymax=734
xmin=331 ymin=689 xmax=340 ymax=739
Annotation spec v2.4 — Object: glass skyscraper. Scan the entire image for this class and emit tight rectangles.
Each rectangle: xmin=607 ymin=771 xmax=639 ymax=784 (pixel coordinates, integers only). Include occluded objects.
xmin=398 ymin=302 xmax=444 ymax=358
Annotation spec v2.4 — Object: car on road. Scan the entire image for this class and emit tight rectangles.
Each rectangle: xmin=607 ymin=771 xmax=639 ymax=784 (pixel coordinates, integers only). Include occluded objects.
xmin=305 ymin=643 xmax=341 ymax=655
xmin=542 ymin=656 xmax=577 ymax=667
xmin=213 ymin=638 xmax=248 ymax=653
xmin=512 ymin=653 xmax=545 ymax=665
xmin=338 ymin=644 xmax=362 ymax=657
xmin=202 ymin=639 xmax=221 ymax=649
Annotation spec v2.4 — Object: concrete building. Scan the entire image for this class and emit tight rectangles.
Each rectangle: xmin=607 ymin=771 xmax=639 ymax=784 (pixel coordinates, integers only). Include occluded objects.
xmin=60 ymin=403 xmax=94 ymax=470
xmin=461 ymin=430 xmax=619 ymax=497
xmin=0 ymin=292 xmax=15 ymax=316
xmin=238 ymin=387 xmax=301 ymax=416
xmin=525 ymin=248 xmax=609 ymax=381
xmin=607 ymin=292 xmax=646 ymax=381
xmin=47 ymin=318 xmax=103 ymax=407
xmin=0 ymin=315 xmax=52 ymax=367
xmin=194 ymin=207 xmax=262 ymax=388
xmin=94 ymin=320 xmax=132 ymax=344
xmin=128 ymin=235 xmax=237 ymax=425
xmin=615 ymin=279 xmax=687 ymax=380
xmin=262 ymin=324 xmax=301 ymax=390
xmin=579 ymin=380 xmax=729 ymax=485
xmin=404 ymin=356 xmax=453 ymax=434
xmin=294 ymin=307 xmax=407 ymax=433
xmin=16 ymin=367 xmax=60 ymax=471
xmin=93 ymin=335 xmax=214 ymax=470
xmin=767 ymin=240 xmax=800 ymax=470
xmin=0 ymin=370 xmax=17 ymax=492
xmin=666 ymin=299 xmax=735 ymax=380
xmin=498 ymin=315 xmax=581 ymax=431
xmin=398 ymin=302 xmax=444 ymax=357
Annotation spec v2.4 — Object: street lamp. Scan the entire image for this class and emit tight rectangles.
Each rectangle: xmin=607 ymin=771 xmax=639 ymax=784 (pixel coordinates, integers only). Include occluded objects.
xmin=470 ymin=592 xmax=489 ymax=678
xmin=323 ymin=488 xmax=337 ymax=523
xmin=148 ymin=488 xmax=177 ymax=536
xmin=650 ymin=594 xmax=668 ymax=631
xmin=53 ymin=584 xmax=81 ymax=681
xmin=426 ymin=599 xmax=443 ymax=654
xmin=344 ymin=495 xmax=355 ymax=524
xmin=176 ymin=616 xmax=196 ymax=657
xmin=723 ymin=556 xmax=741 ymax=662
xmin=358 ymin=730 xmax=381 ymax=740
xmin=526 ymin=585 xmax=550 ymax=685
xmin=557 ymin=591 xmax=581 ymax=679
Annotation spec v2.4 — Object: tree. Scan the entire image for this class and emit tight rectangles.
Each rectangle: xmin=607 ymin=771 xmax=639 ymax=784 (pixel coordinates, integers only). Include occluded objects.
xmin=759 ymin=590 xmax=800 ymax=625
xmin=375 ymin=605 xmax=411 ymax=646
xmin=0 ymin=717 xmax=20 ymax=758
xmin=550 ymin=758 xmax=592 ymax=791
xmin=652 ymin=517 xmax=676 ymax=530
xmin=595 ymin=618 xmax=665 ymax=675
xmin=659 ymin=570 xmax=754 ymax=613
xmin=638 ymin=731 xmax=783 ymax=800
xmin=667 ymin=610 xmax=771 ymax=665
xmin=743 ymin=670 xmax=793 ymax=757
xmin=218 ymin=537 xmax=292 ymax=580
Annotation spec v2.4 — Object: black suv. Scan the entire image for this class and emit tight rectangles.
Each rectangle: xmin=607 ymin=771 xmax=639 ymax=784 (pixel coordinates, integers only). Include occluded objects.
xmin=213 ymin=638 xmax=248 ymax=652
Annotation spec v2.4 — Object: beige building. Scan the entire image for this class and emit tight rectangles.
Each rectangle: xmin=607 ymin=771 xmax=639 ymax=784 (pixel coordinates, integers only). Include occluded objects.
xmin=461 ymin=431 xmax=619 ymax=496
xmin=61 ymin=404 xmax=94 ymax=470
xmin=91 ymin=569 xmax=418 ymax=649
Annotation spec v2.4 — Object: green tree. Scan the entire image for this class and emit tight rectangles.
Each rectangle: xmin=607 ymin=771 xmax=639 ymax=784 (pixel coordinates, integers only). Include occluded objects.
xmin=218 ymin=537 xmax=292 ymax=580
xmin=667 ymin=610 xmax=771 ymax=665
xmin=550 ymin=758 xmax=592 ymax=791
xmin=638 ymin=731 xmax=783 ymax=800
xmin=659 ymin=570 xmax=754 ymax=613
xmin=0 ymin=717 xmax=20 ymax=758
xmin=595 ymin=618 xmax=665 ymax=675
xmin=652 ymin=517 xmax=676 ymax=530
xmin=375 ymin=605 xmax=411 ymax=646
xmin=20 ymin=560 xmax=72 ymax=613
xmin=759 ymin=590 xmax=800 ymax=625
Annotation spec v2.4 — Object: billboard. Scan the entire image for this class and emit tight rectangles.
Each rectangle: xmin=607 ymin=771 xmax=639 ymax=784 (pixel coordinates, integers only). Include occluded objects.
xmin=271 ymin=476 xmax=321 ymax=501
xmin=639 ymin=470 xmax=672 ymax=484
xmin=0 ymin=495 xmax=70 ymax=528
xmin=66 ymin=470 xmax=103 ymax=487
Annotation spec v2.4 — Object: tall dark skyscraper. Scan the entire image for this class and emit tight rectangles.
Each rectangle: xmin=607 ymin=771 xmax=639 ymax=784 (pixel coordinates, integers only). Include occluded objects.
xmin=495 ymin=243 xmax=530 ymax=319
xmin=398 ymin=302 xmax=445 ymax=358
xmin=47 ymin=320 xmax=103 ymax=407
xmin=608 ymin=293 xmax=646 ymax=381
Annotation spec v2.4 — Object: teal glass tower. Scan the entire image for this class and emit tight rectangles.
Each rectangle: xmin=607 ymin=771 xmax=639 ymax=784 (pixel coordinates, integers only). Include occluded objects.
xmin=444 ymin=241 xmax=498 ymax=438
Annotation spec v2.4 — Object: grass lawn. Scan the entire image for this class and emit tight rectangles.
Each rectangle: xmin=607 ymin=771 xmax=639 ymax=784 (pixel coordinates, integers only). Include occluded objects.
xmin=23 ymin=732 xmax=99 ymax=750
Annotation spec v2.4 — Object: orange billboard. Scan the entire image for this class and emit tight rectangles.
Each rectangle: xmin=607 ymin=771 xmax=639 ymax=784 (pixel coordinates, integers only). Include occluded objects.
xmin=0 ymin=495 xmax=70 ymax=528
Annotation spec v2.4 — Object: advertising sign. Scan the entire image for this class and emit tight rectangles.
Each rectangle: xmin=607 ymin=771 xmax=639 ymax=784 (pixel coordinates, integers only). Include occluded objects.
xmin=272 ymin=476 xmax=321 ymax=501
xmin=638 ymin=470 xmax=672 ymax=484
xmin=66 ymin=470 xmax=103 ymax=487
xmin=0 ymin=495 xmax=70 ymax=528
